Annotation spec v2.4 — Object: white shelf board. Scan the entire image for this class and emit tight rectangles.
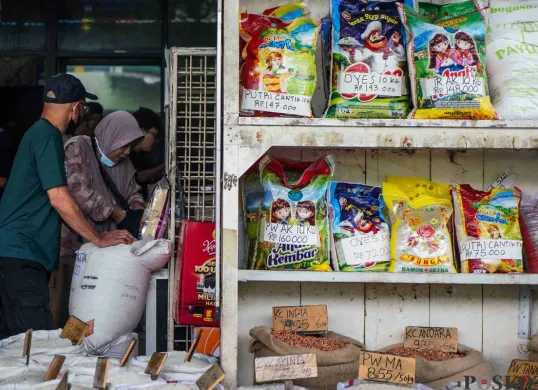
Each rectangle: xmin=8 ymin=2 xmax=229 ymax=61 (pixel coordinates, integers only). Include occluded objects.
xmin=238 ymin=270 xmax=538 ymax=285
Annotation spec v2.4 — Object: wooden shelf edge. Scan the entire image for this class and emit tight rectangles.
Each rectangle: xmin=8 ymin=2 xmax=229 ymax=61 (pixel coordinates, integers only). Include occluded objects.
xmin=238 ymin=270 xmax=538 ymax=285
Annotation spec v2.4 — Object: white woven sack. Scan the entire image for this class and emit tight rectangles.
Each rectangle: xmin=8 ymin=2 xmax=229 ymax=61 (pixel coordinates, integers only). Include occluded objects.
xmin=69 ymin=239 xmax=171 ymax=353
xmin=487 ymin=0 xmax=538 ymax=119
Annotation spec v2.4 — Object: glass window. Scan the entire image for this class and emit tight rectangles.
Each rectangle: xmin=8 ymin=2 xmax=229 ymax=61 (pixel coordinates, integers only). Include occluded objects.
xmin=57 ymin=0 xmax=161 ymax=52
xmin=0 ymin=0 xmax=46 ymax=51
xmin=67 ymin=65 xmax=161 ymax=114
xmin=169 ymin=0 xmax=217 ymax=47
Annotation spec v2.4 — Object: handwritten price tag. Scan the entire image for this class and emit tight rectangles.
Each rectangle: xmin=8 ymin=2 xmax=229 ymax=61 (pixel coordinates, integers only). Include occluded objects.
xmin=272 ymin=305 xmax=328 ymax=333
xmin=506 ymin=360 xmax=538 ymax=389
xmin=339 ymin=72 xmax=403 ymax=97
xmin=404 ymin=327 xmax=458 ymax=353
xmin=263 ymin=221 xmax=319 ymax=246
xmin=255 ymin=354 xmax=318 ymax=383
xmin=340 ymin=233 xmax=390 ymax=267
xmin=359 ymin=351 xmax=415 ymax=386
xmin=60 ymin=316 xmax=88 ymax=345
xmin=460 ymin=240 xmax=522 ymax=261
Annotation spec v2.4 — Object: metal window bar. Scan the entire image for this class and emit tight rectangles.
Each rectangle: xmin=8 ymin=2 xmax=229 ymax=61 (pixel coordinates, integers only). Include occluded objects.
xmin=167 ymin=48 xmax=218 ymax=352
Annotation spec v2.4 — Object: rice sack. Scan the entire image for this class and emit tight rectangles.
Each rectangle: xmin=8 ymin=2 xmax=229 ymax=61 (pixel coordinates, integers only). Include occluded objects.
xmin=453 ymin=185 xmax=524 ymax=274
xmin=487 ymin=1 xmax=538 ymax=119
xmin=243 ymin=158 xmax=312 ymax=270
xmin=252 ymin=155 xmax=335 ymax=271
xmin=383 ymin=177 xmax=456 ymax=273
xmin=329 ymin=182 xmax=391 ymax=272
xmin=398 ymin=0 xmax=497 ymax=119
xmin=325 ymin=0 xmax=409 ymax=119
xmin=239 ymin=11 xmax=318 ymax=117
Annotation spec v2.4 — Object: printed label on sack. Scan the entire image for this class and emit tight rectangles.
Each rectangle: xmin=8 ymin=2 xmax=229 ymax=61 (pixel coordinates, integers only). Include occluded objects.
xmin=421 ymin=68 xmax=485 ymax=98
xmin=460 ymin=239 xmax=523 ymax=260
xmin=339 ymin=72 xmax=403 ymax=97
xmin=341 ymin=232 xmax=390 ymax=266
xmin=263 ymin=222 xmax=320 ymax=246
xmin=241 ymin=89 xmax=311 ymax=116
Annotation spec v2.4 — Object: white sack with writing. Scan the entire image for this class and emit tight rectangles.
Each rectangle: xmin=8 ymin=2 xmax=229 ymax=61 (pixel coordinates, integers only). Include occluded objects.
xmin=69 ymin=240 xmax=171 ymax=354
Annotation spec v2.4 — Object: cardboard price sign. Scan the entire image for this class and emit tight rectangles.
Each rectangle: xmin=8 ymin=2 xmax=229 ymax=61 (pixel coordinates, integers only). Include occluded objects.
xmin=196 ymin=363 xmax=225 ymax=390
xmin=506 ymin=360 xmax=538 ymax=389
xmin=272 ymin=305 xmax=328 ymax=333
xmin=255 ymin=354 xmax=318 ymax=383
xmin=404 ymin=326 xmax=458 ymax=353
xmin=359 ymin=351 xmax=416 ymax=386
xmin=60 ymin=316 xmax=88 ymax=345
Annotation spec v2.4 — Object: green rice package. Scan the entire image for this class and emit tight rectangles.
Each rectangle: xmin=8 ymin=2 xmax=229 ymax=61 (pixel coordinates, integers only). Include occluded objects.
xmin=243 ymin=158 xmax=312 ymax=269
xmin=398 ymin=0 xmax=497 ymax=119
xmin=325 ymin=0 xmax=410 ymax=119
xmin=252 ymin=155 xmax=335 ymax=271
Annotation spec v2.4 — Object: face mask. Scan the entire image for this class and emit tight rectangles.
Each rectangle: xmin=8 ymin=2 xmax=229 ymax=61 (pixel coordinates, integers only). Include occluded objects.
xmin=95 ymin=139 xmax=117 ymax=168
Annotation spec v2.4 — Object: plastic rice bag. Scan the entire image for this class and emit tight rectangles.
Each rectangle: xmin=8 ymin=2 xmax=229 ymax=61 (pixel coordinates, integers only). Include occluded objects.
xmin=329 ymin=182 xmax=391 ymax=272
xmin=452 ymin=185 xmax=524 ymax=274
xmin=398 ymin=0 xmax=497 ymax=119
xmin=252 ymin=155 xmax=335 ymax=271
xmin=321 ymin=15 xmax=332 ymax=98
xmin=239 ymin=11 xmax=318 ymax=117
xmin=325 ymin=0 xmax=409 ymax=119
xmin=243 ymin=158 xmax=312 ymax=270
xmin=383 ymin=177 xmax=456 ymax=273
xmin=139 ymin=177 xmax=170 ymax=240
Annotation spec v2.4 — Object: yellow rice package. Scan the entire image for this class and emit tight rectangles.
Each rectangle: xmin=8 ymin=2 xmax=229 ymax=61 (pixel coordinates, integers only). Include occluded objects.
xmin=382 ymin=177 xmax=457 ymax=273
xmin=397 ymin=0 xmax=497 ymax=119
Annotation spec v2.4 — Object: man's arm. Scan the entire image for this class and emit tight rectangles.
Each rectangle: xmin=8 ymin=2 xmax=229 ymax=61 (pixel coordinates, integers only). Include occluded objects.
xmin=135 ymin=163 xmax=165 ymax=185
xmin=48 ymin=186 xmax=134 ymax=248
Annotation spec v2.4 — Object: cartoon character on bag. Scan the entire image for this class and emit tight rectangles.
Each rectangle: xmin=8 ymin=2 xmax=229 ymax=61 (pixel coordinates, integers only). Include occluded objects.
xmin=453 ymin=31 xmax=482 ymax=72
xmin=259 ymin=51 xmax=294 ymax=93
xmin=271 ymin=198 xmax=292 ymax=225
xmin=339 ymin=18 xmax=405 ymax=73
xmin=428 ymin=33 xmax=458 ymax=74
xmin=295 ymin=201 xmax=316 ymax=226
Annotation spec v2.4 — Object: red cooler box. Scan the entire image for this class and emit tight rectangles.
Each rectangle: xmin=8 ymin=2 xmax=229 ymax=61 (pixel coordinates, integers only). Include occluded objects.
xmin=174 ymin=221 xmax=219 ymax=327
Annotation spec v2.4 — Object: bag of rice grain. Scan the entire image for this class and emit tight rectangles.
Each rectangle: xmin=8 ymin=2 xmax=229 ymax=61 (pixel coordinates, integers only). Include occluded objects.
xmin=383 ymin=177 xmax=456 ymax=273
xmin=398 ymin=0 xmax=496 ymax=119
xmin=325 ymin=0 xmax=409 ymax=119
xmin=249 ymin=327 xmax=364 ymax=389
xmin=252 ymin=155 xmax=335 ymax=271
xmin=379 ymin=344 xmax=492 ymax=389
xmin=487 ymin=1 xmax=538 ymax=119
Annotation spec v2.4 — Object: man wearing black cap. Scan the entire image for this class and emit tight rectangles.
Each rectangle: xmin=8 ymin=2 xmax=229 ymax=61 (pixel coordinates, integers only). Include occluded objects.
xmin=0 ymin=74 xmax=134 ymax=338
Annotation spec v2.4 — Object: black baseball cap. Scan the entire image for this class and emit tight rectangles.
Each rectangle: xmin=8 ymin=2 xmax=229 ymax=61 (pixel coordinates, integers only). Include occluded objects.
xmin=43 ymin=73 xmax=98 ymax=104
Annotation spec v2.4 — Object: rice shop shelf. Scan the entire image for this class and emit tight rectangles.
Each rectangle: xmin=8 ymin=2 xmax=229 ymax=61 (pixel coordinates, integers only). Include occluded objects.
xmin=219 ymin=0 xmax=538 ymax=388
xmin=238 ymin=270 xmax=538 ymax=285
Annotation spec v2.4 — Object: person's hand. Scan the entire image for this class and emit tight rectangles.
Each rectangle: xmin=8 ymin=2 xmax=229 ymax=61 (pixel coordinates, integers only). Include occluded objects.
xmin=97 ymin=230 xmax=134 ymax=248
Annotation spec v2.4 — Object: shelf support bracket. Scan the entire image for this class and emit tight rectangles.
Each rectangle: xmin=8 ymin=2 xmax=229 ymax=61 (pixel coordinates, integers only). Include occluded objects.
xmin=519 ymin=285 xmax=532 ymax=339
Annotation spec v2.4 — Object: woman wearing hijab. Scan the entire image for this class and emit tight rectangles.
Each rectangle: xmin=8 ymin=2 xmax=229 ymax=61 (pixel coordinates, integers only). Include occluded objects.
xmin=51 ymin=111 xmax=145 ymax=328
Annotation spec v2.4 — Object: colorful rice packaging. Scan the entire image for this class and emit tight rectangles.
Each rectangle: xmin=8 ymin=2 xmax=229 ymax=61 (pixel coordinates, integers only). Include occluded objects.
xmin=383 ymin=177 xmax=457 ymax=273
xmin=239 ymin=8 xmax=318 ymax=117
xmin=326 ymin=0 xmax=409 ymax=119
xmin=398 ymin=0 xmax=497 ymax=119
xmin=453 ymin=185 xmax=524 ymax=273
xmin=252 ymin=155 xmax=335 ymax=271
xmin=329 ymin=182 xmax=391 ymax=272
xmin=243 ymin=158 xmax=312 ymax=270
